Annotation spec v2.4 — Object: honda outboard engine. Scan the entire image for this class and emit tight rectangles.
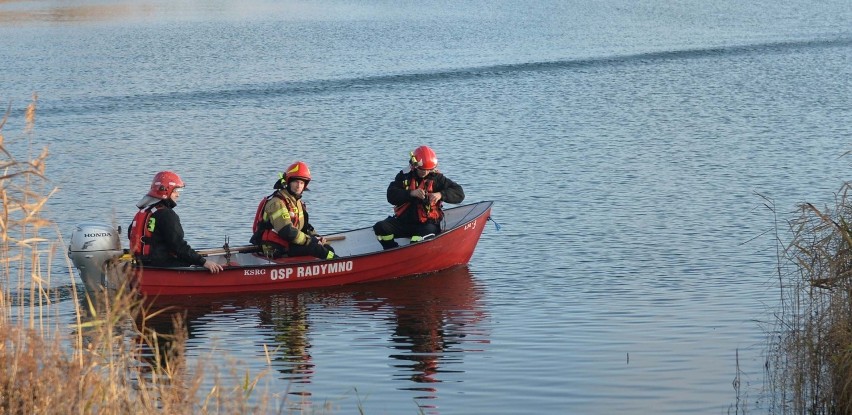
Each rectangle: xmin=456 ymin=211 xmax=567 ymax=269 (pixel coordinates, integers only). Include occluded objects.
xmin=68 ymin=223 xmax=123 ymax=294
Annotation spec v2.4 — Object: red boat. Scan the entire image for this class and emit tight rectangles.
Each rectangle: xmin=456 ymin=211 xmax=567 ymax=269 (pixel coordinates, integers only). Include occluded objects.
xmin=69 ymin=201 xmax=493 ymax=296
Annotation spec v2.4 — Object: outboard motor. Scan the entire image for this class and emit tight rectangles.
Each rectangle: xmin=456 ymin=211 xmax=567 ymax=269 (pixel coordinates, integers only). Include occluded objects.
xmin=68 ymin=223 xmax=123 ymax=294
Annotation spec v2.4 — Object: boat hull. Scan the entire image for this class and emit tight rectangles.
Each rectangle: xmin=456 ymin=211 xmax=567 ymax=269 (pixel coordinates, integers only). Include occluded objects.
xmin=133 ymin=201 xmax=492 ymax=296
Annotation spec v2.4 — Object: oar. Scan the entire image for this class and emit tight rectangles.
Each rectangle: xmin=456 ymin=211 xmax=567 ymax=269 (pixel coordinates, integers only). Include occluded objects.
xmin=198 ymin=245 xmax=260 ymax=256
xmin=198 ymin=235 xmax=346 ymax=256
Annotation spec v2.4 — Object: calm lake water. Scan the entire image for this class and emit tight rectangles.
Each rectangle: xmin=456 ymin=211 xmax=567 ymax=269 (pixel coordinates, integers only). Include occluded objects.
xmin=3 ymin=0 xmax=852 ymax=413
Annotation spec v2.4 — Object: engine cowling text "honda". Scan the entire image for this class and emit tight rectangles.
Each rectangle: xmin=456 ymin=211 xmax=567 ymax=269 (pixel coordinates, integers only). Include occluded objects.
xmin=243 ymin=261 xmax=354 ymax=280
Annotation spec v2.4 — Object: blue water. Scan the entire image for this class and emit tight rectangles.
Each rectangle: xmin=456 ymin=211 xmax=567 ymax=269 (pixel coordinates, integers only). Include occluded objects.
xmin=3 ymin=0 xmax=852 ymax=413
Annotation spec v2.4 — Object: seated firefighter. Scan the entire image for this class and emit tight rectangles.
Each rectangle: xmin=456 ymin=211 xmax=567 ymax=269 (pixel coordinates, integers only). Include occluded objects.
xmin=250 ymin=161 xmax=338 ymax=260
xmin=128 ymin=170 xmax=223 ymax=273
xmin=373 ymin=145 xmax=465 ymax=249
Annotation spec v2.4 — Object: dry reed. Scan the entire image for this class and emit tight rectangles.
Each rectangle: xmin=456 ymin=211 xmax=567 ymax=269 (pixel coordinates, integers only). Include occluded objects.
xmin=763 ymin=180 xmax=852 ymax=414
xmin=0 ymin=96 xmax=319 ymax=414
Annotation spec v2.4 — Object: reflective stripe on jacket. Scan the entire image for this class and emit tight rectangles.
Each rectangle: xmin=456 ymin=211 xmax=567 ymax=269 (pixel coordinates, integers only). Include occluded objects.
xmin=251 ymin=191 xmax=311 ymax=249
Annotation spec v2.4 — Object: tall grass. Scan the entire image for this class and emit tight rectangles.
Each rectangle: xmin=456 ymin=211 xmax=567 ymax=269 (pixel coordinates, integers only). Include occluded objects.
xmin=0 ymin=96 xmax=319 ymax=414
xmin=764 ymin=180 xmax=852 ymax=414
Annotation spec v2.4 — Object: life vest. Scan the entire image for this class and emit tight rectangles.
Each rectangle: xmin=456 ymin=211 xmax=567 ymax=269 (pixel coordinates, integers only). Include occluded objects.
xmin=251 ymin=192 xmax=303 ymax=249
xmin=129 ymin=204 xmax=165 ymax=257
xmin=394 ymin=176 xmax=441 ymax=223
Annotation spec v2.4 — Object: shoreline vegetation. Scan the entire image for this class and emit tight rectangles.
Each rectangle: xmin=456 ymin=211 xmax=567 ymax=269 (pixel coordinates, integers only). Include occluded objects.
xmin=0 ymin=97 xmax=335 ymax=414
xmin=761 ymin=178 xmax=852 ymax=414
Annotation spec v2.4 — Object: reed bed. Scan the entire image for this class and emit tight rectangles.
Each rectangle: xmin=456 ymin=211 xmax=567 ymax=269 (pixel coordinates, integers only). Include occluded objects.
xmin=763 ymin=179 xmax=852 ymax=414
xmin=0 ymin=97 xmax=328 ymax=414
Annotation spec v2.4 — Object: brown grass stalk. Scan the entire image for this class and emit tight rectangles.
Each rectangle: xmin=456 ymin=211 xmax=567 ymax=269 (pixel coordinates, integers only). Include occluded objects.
xmin=765 ymin=180 xmax=852 ymax=414
xmin=0 ymin=96 xmax=305 ymax=414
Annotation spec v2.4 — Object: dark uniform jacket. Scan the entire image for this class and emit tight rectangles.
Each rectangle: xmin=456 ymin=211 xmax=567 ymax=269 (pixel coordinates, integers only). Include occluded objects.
xmin=128 ymin=201 xmax=205 ymax=267
xmin=387 ymin=169 xmax=465 ymax=224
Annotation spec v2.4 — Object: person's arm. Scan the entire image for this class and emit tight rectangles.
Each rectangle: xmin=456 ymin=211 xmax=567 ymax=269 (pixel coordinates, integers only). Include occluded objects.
xmin=267 ymin=199 xmax=311 ymax=245
xmin=386 ymin=171 xmax=414 ymax=205
xmin=157 ymin=210 xmax=207 ymax=266
xmin=434 ymin=174 xmax=465 ymax=204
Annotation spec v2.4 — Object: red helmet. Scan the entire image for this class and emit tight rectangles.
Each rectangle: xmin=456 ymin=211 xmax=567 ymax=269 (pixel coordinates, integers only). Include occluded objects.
xmin=147 ymin=171 xmax=185 ymax=199
xmin=284 ymin=161 xmax=312 ymax=185
xmin=410 ymin=145 xmax=438 ymax=170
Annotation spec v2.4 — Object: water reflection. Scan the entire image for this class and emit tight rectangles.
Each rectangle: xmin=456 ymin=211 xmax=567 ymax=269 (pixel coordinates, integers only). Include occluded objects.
xmin=351 ymin=266 xmax=488 ymax=410
xmin=255 ymin=294 xmax=314 ymax=387
xmin=140 ymin=265 xmax=489 ymax=411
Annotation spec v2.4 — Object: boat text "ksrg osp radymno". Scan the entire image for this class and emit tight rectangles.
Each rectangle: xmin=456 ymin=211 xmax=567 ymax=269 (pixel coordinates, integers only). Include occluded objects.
xmin=244 ymin=260 xmax=354 ymax=280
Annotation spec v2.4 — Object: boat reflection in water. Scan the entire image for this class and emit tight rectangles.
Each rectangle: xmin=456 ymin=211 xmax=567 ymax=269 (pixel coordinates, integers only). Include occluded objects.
xmin=354 ymin=265 xmax=489 ymax=409
xmin=140 ymin=265 xmax=489 ymax=411
xmin=254 ymin=293 xmax=315 ymax=389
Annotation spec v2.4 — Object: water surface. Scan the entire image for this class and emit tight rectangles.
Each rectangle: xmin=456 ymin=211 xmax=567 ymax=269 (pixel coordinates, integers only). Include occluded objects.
xmin=2 ymin=1 xmax=852 ymax=413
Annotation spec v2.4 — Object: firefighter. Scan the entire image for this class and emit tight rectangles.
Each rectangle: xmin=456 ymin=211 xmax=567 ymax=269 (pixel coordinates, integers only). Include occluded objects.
xmin=373 ymin=146 xmax=465 ymax=249
xmin=251 ymin=161 xmax=338 ymax=260
xmin=128 ymin=170 xmax=223 ymax=273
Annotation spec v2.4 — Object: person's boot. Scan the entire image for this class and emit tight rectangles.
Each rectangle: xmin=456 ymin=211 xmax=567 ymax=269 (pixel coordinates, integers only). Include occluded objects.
xmin=410 ymin=233 xmax=435 ymax=244
xmin=377 ymin=234 xmax=398 ymax=250
xmin=379 ymin=239 xmax=399 ymax=250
